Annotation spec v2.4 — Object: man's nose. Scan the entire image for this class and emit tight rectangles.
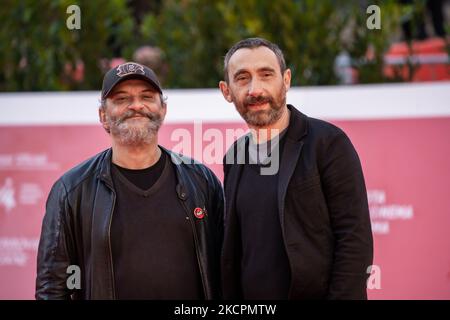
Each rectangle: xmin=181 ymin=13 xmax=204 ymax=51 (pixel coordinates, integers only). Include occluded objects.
xmin=127 ymin=97 xmax=145 ymax=111
xmin=248 ymin=79 xmax=264 ymax=97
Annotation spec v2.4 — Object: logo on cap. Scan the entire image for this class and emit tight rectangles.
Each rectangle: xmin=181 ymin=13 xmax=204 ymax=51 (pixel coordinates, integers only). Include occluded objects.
xmin=116 ymin=62 xmax=145 ymax=77
xmin=193 ymin=207 xmax=206 ymax=219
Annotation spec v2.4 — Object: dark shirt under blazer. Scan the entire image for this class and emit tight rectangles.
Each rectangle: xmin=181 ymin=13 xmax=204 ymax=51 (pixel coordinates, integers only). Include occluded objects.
xmin=221 ymin=104 xmax=374 ymax=300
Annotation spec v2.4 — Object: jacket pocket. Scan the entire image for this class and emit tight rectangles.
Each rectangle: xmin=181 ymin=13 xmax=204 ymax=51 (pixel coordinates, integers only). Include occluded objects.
xmin=285 ymin=174 xmax=330 ymax=233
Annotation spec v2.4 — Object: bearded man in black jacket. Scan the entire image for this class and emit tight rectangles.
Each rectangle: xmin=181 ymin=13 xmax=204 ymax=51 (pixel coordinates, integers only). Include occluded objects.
xmin=36 ymin=62 xmax=223 ymax=300
xmin=219 ymin=38 xmax=373 ymax=300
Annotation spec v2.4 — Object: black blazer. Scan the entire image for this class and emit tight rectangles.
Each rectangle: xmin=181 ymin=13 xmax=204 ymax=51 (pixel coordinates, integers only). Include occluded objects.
xmin=221 ymin=105 xmax=373 ymax=299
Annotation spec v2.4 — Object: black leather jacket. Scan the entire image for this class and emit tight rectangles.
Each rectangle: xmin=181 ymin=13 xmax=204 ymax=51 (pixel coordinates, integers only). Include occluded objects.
xmin=36 ymin=147 xmax=224 ymax=300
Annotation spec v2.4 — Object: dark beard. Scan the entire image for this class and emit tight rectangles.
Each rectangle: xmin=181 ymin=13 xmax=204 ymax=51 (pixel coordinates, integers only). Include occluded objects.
xmin=238 ymin=94 xmax=286 ymax=127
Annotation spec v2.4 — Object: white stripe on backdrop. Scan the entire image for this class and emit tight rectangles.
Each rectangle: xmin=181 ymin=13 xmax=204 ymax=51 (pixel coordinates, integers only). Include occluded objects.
xmin=1 ymin=82 xmax=449 ymax=125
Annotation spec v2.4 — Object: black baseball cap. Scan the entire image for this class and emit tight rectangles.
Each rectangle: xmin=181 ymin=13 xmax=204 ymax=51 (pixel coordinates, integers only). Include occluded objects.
xmin=101 ymin=62 xmax=162 ymax=99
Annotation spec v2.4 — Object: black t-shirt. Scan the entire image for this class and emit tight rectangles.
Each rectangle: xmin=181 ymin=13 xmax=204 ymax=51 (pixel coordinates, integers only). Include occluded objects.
xmin=113 ymin=151 xmax=166 ymax=190
xmin=110 ymin=151 xmax=203 ymax=299
xmin=236 ymin=130 xmax=291 ymax=299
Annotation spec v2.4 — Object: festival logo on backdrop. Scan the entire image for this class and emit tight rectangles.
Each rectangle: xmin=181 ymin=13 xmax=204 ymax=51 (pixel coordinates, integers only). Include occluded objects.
xmin=0 ymin=177 xmax=16 ymax=213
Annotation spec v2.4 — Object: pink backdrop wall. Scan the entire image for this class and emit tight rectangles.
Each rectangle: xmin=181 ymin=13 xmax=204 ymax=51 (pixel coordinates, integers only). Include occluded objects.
xmin=1 ymin=117 xmax=450 ymax=299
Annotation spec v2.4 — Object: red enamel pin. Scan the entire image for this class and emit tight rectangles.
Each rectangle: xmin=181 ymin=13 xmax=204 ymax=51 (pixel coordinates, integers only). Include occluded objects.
xmin=193 ymin=207 xmax=205 ymax=219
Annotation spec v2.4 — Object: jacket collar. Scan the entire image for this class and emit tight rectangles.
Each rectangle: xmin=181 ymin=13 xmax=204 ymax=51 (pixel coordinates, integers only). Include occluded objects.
xmin=276 ymin=105 xmax=308 ymax=239
xmin=224 ymin=104 xmax=309 ymax=165
xmin=97 ymin=146 xmax=191 ymax=199
xmin=98 ymin=148 xmax=114 ymax=188
xmin=223 ymin=104 xmax=309 ymax=215
xmin=159 ymin=145 xmax=190 ymax=201
xmin=285 ymin=104 xmax=308 ymax=142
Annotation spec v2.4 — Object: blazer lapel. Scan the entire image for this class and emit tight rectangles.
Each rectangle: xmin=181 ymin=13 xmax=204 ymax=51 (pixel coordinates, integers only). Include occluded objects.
xmin=277 ymin=105 xmax=308 ymax=240
xmin=224 ymin=134 xmax=247 ymax=223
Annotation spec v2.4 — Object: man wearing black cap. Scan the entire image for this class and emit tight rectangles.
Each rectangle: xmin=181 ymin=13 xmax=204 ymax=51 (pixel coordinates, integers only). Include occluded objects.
xmin=36 ymin=62 xmax=224 ymax=300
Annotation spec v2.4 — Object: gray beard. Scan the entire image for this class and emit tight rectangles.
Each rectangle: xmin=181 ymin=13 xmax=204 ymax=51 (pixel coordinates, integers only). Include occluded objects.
xmin=108 ymin=115 xmax=163 ymax=146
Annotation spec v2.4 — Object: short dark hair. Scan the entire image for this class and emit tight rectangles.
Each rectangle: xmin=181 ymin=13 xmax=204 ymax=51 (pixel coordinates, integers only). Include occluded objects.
xmin=223 ymin=37 xmax=287 ymax=83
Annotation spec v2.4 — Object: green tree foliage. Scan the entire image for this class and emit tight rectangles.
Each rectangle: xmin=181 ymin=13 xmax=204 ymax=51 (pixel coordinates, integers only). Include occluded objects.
xmin=0 ymin=0 xmax=135 ymax=91
xmin=141 ymin=0 xmax=352 ymax=87
xmin=346 ymin=1 xmax=409 ymax=83
xmin=138 ymin=0 xmax=410 ymax=87
xmin=140 ymin=0 xmax=229 ymax=88
xmin=1 ymin=0 xmax=417 ymax=91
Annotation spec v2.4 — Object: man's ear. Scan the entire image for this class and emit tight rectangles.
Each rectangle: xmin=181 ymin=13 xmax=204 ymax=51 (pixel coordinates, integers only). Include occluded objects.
xmin=283 ymin=69 xmax=291 ymax=91
xmin=98 ymin=107 xmax=110 ymax=133
xmin=161 ymin=102 xmax=167 ymax=121
xmin=219 ymin=80 xmax=233 ymax=103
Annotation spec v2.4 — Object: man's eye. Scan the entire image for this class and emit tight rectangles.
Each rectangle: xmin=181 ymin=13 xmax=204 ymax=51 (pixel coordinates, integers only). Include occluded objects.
xmin=142 ymin=96 xmax=154 ymax=100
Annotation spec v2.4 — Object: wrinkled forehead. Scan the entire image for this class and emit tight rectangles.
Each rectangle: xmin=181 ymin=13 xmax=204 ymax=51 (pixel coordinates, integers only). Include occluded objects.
xmin=228 ymin=46 xmax=281 ymax=75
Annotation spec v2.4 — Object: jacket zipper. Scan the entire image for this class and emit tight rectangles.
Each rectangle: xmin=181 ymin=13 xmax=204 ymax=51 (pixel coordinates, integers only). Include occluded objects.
xmin=180 ymin=200 xmax=208 ymax=299
xmin=107 ymin=190 xmax=116 ymax=299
